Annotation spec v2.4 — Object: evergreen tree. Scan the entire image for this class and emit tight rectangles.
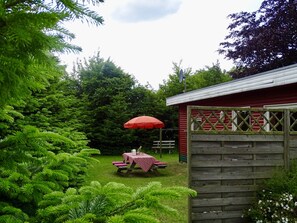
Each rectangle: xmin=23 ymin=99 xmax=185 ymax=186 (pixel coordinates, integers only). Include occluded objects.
xmin=74 ymin=54 xmax=165 ymax=154
xmin=0 ymin=0 xmax=104 ymax=106
xmin=15 ymin=75 xmax=90 ymax=153
xmin=0 ymin=1 xmax=197 ymax=222
xmin=0 ymin=0 xmax=103 ymax=221
xmin=0 ymin=123 xmax=99 ymax=222
xmin=36 ymin=181 xmax=197 ymax=223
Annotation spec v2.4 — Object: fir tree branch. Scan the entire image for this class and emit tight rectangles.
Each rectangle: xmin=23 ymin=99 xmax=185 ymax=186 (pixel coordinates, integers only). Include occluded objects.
xmin=4 ymin=0 xmax=29 ymax=9
xmin=106 ymin=200 xmax=139 ymax=217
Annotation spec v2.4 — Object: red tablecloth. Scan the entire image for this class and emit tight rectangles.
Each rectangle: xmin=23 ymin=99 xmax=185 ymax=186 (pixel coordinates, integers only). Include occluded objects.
xmin=123 ymin=152 xmax=157 ymax=172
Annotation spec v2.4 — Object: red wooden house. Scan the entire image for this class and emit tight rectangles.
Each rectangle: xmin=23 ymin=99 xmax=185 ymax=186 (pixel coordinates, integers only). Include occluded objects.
xmin=166 ymin=64 xmax=297 ymax=162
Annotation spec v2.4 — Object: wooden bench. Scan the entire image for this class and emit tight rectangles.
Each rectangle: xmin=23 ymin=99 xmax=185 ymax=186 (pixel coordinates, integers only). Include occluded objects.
xmin=153 ymin=161 xmax=167 ymax=169
xmin=152 ymin=140 xmax=175 ymax=154
xmin=112 ymin=161 xmax=128 ymax=172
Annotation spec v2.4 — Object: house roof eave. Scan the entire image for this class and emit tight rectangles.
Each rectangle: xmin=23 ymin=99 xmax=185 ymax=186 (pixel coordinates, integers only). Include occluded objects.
xmin=166 ymin=64 xmax=297 ymax=106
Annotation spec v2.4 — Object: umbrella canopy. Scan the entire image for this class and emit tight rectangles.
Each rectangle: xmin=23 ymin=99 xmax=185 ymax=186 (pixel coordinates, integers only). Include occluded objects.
xmin=124 ymin=116 xmax=164 ymax=129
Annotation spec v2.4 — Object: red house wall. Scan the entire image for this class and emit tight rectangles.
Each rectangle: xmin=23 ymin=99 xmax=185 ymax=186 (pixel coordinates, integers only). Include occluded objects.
xmin=178 ymin=105 xmax=187 ymax=162
xmin=178 ymin=83 xmax=297 ymax=162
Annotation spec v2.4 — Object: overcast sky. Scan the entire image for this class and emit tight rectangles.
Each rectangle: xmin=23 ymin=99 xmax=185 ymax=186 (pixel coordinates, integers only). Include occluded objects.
xmin=59 ymin=0 xmax=263 ymax=89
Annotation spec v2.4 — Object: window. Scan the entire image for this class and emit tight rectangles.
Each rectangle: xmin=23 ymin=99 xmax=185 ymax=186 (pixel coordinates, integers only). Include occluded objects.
xmin=232 ymin=108 xmax=251 ymax=131
xmin=264 ymin=103 xmax=297 ymax=132
xmin=191 ymin=117 xmax=202 ymax=131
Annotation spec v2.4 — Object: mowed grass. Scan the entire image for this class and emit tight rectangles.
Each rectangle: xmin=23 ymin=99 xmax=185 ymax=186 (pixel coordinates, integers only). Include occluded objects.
xmin=85 ymin=153 xmax=189 ymax=223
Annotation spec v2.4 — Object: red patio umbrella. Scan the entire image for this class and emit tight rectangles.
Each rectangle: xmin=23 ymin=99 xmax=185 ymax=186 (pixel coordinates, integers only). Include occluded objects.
xmin=124 ymin=116 xmax=165 ymax=157
xmin=124 ymin=116 xmax=164 ymax=129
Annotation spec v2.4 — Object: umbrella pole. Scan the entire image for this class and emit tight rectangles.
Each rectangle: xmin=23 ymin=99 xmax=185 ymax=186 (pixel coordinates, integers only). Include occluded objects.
xmin=159 ymin=128 xmax=162 ymax=158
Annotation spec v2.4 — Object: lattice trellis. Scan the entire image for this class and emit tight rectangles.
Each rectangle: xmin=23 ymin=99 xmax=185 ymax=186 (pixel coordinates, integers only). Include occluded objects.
xmin=290 ymin=110 xmax=297 ymax=131
xmin=189 ymin=106 xmax=297 ymax=133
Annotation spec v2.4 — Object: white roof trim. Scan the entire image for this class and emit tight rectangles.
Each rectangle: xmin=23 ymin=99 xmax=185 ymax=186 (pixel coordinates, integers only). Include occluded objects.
xmin=166 ymin=64 xmax=297 ymax=106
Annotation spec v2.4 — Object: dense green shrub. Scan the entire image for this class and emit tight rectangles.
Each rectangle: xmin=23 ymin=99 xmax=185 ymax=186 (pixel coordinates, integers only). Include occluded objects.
xmin=0 ymin=124 xmax=100 ymax=223
xmin=244 ymin=162 xmax=297 ymax=222
xmin=36 ymin=181 xmax=197 ymax=223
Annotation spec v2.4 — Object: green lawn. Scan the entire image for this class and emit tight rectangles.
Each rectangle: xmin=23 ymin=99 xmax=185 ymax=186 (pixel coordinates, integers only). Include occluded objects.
xmin=85 ymin=153 xmax=189 ymax=223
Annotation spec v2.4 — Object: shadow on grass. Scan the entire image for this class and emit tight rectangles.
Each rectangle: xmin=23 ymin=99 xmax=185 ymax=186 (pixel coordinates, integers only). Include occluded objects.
xmin=115 ymin=169 xmax=170 ymax=178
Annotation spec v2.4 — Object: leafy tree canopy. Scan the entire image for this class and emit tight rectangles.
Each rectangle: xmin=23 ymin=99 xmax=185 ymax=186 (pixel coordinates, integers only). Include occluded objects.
xmin=187 ymin=62 xmax=232 ymax=90
xmin=158 ymin=61 xmax=232 ymax=98
xmin=157 ymin=62 xmax=231 ymax=142
xmin=219 ymin=0 xmax=297 ymax=78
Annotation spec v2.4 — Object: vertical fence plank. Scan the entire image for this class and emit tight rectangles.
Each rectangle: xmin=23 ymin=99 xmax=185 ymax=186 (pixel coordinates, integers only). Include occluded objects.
xmin=187 ymin=106 xmax=193 ymax=223
xmin=284 ymin=109 xmax=290 ymax=169
xmin=188 ymin=106 xmax=295 ymax=223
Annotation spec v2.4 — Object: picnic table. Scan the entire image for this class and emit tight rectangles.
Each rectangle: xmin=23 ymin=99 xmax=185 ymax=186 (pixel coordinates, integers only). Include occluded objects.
xmin=112 ymin=152 xmax=167 ymax=173
xmin=123 ymin=152 xmax=156 ymax=172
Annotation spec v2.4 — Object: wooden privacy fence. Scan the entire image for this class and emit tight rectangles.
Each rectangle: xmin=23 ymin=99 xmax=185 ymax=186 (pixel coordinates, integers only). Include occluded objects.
xmin=187 ymin=106 xmax=297 ymax=223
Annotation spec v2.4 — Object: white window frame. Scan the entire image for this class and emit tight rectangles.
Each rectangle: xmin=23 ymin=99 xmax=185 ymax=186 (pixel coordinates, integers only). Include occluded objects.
xmin=264 ymin=103 xmax=297 ymax=131
xmin=232 ymin=107 xmax=250 ymax=131
xmin=191 ymin=117 xmax=202 ymax=131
